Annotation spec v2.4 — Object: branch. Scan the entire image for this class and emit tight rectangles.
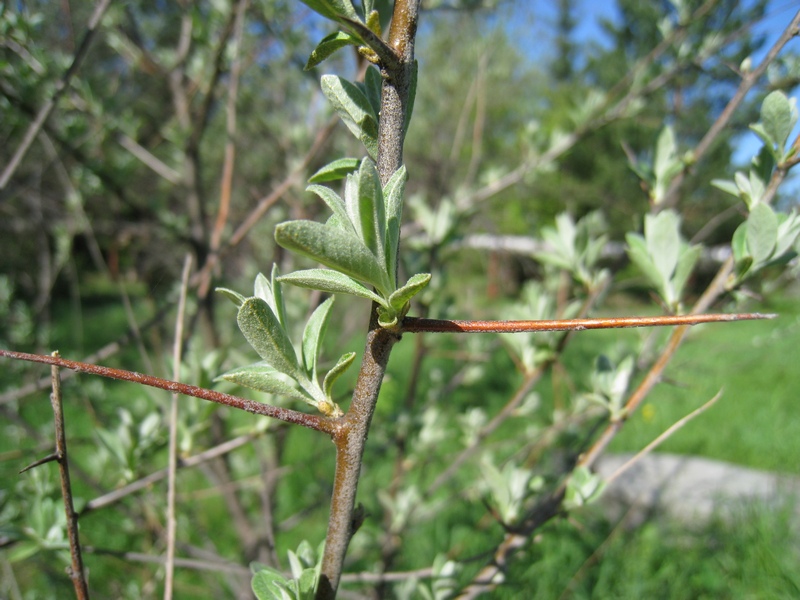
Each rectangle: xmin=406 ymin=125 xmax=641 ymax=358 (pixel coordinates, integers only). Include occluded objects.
xmin=401 ymin=312 xmax=774 ymax=334
xmin=317 ymin=3 xmax=422 ymax=596
xmin=0 ymin=349 xmax=335 ymax=434
xmin=48 ymin=353 xmax=90 ymax=599
xmin=165 ymin=254 xmax=192 ymax=600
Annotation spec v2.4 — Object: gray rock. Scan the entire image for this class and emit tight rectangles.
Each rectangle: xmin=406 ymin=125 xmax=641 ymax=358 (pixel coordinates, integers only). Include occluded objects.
xmin=594 ymin=453 xmax=800 ymax=525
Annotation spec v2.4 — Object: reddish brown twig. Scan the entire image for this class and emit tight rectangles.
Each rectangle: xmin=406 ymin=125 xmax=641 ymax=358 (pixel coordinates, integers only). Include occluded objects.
xmin=0 ymin=349 xmax=335 ymax=435
xmin=401 ymin=312 xmax=774 ymax=334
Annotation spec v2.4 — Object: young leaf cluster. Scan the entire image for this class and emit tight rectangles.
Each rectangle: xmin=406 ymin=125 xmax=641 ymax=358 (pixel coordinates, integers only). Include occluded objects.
xmin=628 ymin=126 xmax=693 ymax=206
xmin=217 ymin=268 xmax=354 ymax=417
xmin=299 ymin=0 xmax=395 ymax=71
xmin=535 ymin=211 xmax=609 ymax=289
xmin=251 ymin=541 xmax=323 ymax=600
xmin=625 ymin=210 xmax=701 ymax=310
xmin=581 ymin=355 xmax=635 ymax=422
xmin=711 ymin=91 xmax=800 ymax=283
xmin=276 ymin=158 xmax=431 ymax=329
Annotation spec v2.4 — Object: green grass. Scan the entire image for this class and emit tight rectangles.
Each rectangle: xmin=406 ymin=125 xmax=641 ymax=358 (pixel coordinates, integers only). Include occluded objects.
xmin=499 ymin=502 xmax=800 ymax=599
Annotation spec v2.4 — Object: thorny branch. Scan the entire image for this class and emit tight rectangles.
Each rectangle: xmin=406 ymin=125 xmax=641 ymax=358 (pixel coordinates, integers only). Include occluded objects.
xmin=48 ymin=353 xmax=90 ymax=600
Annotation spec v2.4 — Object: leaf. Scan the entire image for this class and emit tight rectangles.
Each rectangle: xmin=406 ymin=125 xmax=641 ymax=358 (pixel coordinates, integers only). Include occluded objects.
xmin=387 ymin=272 xmax=431 ymax=313
xmin=216 ymin=287 xmax=245 ymax=307
xmin=671 ymin=243 xmax=702 ymax=303
xmin=252 ymin=568 xmax=293 ymax=600
xmin=731 ymin=221 xmax=748 ymax=263
xmin=278 ymin=269 xmax=385 ymax=305
xmin=302 ymin=297 xmax=334 ymax=377
xmin=275 ymin=220 xmax=390 ymax=294
xmin=295 ymin=0 xmax=358 ymax=22
xmin=760 ymin=90 xmax=797 ymax=156
xmin=645 ymin=211 xmax=681 ymax=283
xmin=322 ymin=351 xmax=356 ymax=402
xmin=306 ymin=184 xmax=354 ymax=234
xmin=626 ymin=232 xmax=664 ymax=291
xmin=383 ymin=165 xmax=408 ymax=283
xmin=305 ymin=31 xmax=360 ymax=70
xmin=321 ymin=75 xmax=379 ymax=159
xmin=355 ymin=158 xmax=385 ymax=261
xmin=746 ymin=202 xmax=778 ymax=264
xmin=270 ymin=264 xmax=288 ymax=328
xmin=220 ymin=364 xmax=310 ymax=405
xmin=363 ymin=65 xmax=382 ymax=118
xmin=710 ymin=178 xmax=740 ymax=198
xmin=237 ymin=298 xmax=299 ymax=377
xmin=308 ymin=157 xmax=360 ymax=183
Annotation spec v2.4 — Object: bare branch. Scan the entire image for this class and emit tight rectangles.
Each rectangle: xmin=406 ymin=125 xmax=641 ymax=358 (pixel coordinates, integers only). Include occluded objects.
xmin=48 ymin=353 xmax=90 ymax=599
xmin=0 ymin=349 xmax=336 ymax=434
xmin=165 ymin=254 xmax=192 ymax=600
xmin=604 ymin=390 xmax=723 ymax=486
xmin=401 ymin=312 xmax=774 ymax=334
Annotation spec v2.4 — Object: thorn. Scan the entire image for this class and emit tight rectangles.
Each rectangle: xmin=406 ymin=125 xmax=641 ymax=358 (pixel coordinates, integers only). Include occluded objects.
xmin=20 ymin=452 xmax=59 ymax=473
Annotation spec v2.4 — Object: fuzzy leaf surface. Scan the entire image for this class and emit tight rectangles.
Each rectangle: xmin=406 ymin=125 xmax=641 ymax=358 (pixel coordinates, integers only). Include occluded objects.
xmin=275 ymin=220 xmax=390 ymax=294
xmin=305 ymin=31 xmax=360 ymax=70
xmin=321 ymin=75 xmax=379 ymax=159
xmin=278 ymin=269 xmax=384 ymax=305
xmin=308 ymin=158 xmax=360 ymax=183
xmin=323 ymin=351 xmax=356 ymax=402
xmin=221 ymin=364 xmax=309 ymax=404
xmin=302 ymin=297 xmax=333 ymax=376
xmin=237 ymin=298 xmax=299 ymax=377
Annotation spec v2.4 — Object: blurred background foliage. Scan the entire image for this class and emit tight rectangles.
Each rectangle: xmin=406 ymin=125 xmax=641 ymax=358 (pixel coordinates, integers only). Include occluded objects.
xmin=1 ymin=0 xmax=799 ymax=597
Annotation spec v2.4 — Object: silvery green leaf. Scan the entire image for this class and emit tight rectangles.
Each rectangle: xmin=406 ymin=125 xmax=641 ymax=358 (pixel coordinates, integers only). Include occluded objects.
xmin=711 ymin=178 xmax=740 ymax=199
xmin=760 ymin=90 xmax=797 ymax=157
xmin=746 ymin=202 xmax=778 ymax=264
xmin=748 ymin=123 xmax=777 ymax=161
xmin=296 ymin=569 xmax=319 ymax=598
xmin=383 ymin=165 xmax=408 ymax=283
xmin=731 ymin=221 xmax=748 ymax=263
xmin=305 ymin=31 xmax=360 ymax=70
xmin=654 ymin=126 xmax=677 ymax=180
xmin=364 ymin=65 xmax=382 ymax=118
xmin=308 ymin=158 xmax=360 ymax=183
xmin=307 ymin=184 xmax=354 ymax=234
xmin=302 ymin=297 xmax=334 ymax=377
xmin=278 ymin=269 xmax=385 ymax=305
xmin=773 ymin=212 xmax=800 ymax=258
xmin=388 ymin=272 xmax=431 ymax=313
xmin=237 ymin=298 xmax=299 ymax=377
xmin=564 ymin=466 xmax=606 ymax=510
xmin=626 ymin=232 xmax=665 ymax=292
xmin=270 ymin=264 xmax=288 ymax=328
xmin=275 ymin=220 xmax=390 ymax=294
xmin=355 ymin=158 xmax=385 ymax=262
xmin=323 ymin=351 xmax=356 ymax=402
xmin=254 ymin=272 xmax=273 ymax=306
xmin=671 ymin=243 xmax=702 ymax=303
xmin=216 ymin=287 xmax=245 ymax=307
xmin=220 ymin=364 xmax=309 ymax=404
xmin=252 ymin=568 xmax=293 ymax=600
xmin=321 ymin=75 xmax=379 ymax=159
xmin=295 ymin=0 xmax=358 ymax=21
xmin=645 ymin=210 xmax=681 ymax=283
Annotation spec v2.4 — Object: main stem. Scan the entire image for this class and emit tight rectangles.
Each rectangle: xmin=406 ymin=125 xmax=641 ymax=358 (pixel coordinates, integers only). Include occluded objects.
xmin=317 ymin=2 xmax=420 ymax=598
